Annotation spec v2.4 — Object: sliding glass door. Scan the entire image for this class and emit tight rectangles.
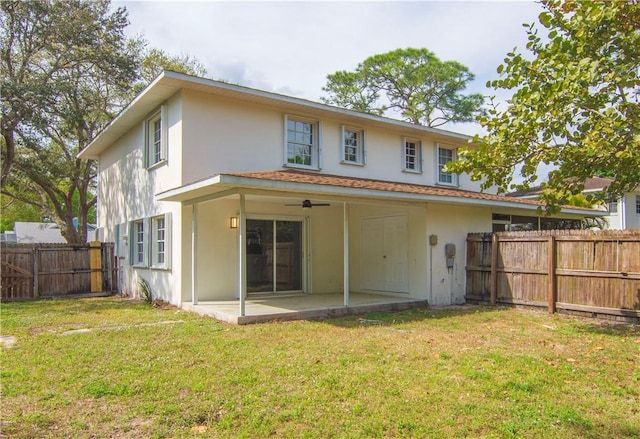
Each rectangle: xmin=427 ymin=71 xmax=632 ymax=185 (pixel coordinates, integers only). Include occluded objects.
xmin=246 ymin=219 xmax=303 ymax=294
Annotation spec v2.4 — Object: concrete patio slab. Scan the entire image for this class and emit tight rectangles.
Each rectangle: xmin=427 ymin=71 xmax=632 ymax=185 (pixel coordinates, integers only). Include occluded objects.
xmin=182 ymin=292 xmax=428 ymax=324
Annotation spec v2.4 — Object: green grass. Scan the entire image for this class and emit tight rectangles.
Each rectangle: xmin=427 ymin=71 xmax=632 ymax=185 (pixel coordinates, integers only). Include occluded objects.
xmin=1 ymin=297 xmax=639 ymax=438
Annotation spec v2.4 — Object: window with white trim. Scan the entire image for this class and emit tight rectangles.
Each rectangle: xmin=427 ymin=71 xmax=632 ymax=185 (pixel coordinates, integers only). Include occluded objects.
xmin=403 ymin=138 xmax=422 ymax=172
xmin=342 ymin=126 xmax=365 ymax=165
xmin=151 ymin=214 xmax=171 ymax=269
xmin=145 ymin=106 xmax=167 ymax=168
xmin=153 ymin=216 xmax=165 ymax=265
xmin=132 ymin=219 xmax=146 ymax=266
xmin=607 ymin=197 xmax=618 ymax=214
xmin=285 ymin=116 xmax=320 ymax=169
xmin=437 ymin=145 xmax=458 ymax=185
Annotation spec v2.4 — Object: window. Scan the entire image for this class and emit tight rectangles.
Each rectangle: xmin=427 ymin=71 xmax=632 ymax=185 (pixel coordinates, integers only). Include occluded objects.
xmin=285 ymin=116 xmax=320 ymax=169
xmin=145 ymin=107 xmax=167 ymax=168
xmin=636 ymin=195 xmax=640 ymax=214
xmin=438 ymin=145 xmax=457 ymax=185
xmin=132 ymin=220 xmax=146 ymax=266
xmin=403 ymin=138 xmax=421 ymax=172
xmin=607 ymin=197 xmax=618 ymax=214
xmin=151 ymin=214 xmax=171 ymax=269
xmin=342 ymin=126 xmax=365 ymax=165
xmin=153 ymin=216 xmax=166 ymax=266
xmin=130 ymin=214 xmax=171 ymax=269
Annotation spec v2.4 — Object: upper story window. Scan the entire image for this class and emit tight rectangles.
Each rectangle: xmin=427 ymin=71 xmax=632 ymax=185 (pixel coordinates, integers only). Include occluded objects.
xmin=636 ymin=195 xmax=640 ymax=214
xmin=403 ymin=138 xmax=422 ymax=173
xmin=437 ymin=145 xmax=458 ymax=185
xmin=145 ymin=106 xmax=167 ymax=168
xmin=285 ymin=115 xmax=320 ymax=169
xmin=342 ymin=126 xmax=365 ymax=165
xmin=607 ymin=197 xmax=618 ymax=214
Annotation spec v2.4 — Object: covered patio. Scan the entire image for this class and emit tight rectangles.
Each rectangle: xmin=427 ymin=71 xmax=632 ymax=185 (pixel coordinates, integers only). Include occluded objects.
xmin=181 ymin=292 xmax=428 ymax=325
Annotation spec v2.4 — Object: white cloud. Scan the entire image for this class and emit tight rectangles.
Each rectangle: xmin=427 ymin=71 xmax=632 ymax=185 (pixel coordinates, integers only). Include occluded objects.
xmin=115 ymin=0 xmax=545 ymax=134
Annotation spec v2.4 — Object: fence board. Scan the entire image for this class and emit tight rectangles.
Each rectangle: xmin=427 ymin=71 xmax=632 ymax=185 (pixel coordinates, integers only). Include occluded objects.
xmin=466 ymin=230 xmax=640 ymax=320
xmin=1 ymin=243 xmax=117 ymax=301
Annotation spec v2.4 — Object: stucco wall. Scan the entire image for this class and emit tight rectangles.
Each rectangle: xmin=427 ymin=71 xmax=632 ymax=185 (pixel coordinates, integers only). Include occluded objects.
xmin=97 ymin=92 xmax=184 ymax=303
xmin=179 ymin=89 xmax=483 ymax=192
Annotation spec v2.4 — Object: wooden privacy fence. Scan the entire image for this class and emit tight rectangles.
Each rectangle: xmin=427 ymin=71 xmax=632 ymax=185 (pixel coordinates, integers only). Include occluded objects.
xmin=1 ymin=242 xmax=117 ymax=301
xmin=466 ymin=230 xmax=640 ymax=320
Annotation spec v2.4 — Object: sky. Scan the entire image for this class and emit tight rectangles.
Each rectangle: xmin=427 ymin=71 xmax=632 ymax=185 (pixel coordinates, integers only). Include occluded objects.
xmin=114 ymin=0 xmax=545 ymax=136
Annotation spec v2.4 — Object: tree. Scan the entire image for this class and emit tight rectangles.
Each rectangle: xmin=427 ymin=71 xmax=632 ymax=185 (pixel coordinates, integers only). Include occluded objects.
xmin=1 ymin=1 xmax=207 ymax=243
xmin=137 ymin=48 xmax=207 ymax=92
xmin=0 ymin=195 xmax=42 ymax=232
xmin=450 ymin=0 xmax=640 ymax=212
xmin=321 ymin=48 xmax=485 ymax=127
xmin=1 ymin=0 xmax=141 ymax=243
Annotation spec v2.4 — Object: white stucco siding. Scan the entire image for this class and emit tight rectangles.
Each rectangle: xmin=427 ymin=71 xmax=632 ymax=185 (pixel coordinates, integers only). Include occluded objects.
xmin=425 ymin=204 xmax=492 ymax=305
xmin=96 ymin=92 xmax=184 ymax=304
xmin=179 ymin=89 xmax=483 ymax=192
xmin=180 ymin=90 xmax=285 ymax=184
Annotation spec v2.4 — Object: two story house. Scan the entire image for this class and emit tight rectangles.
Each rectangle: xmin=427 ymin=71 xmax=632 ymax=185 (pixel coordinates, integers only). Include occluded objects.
xmin=79 ymin=71 xmax=597 ymax=322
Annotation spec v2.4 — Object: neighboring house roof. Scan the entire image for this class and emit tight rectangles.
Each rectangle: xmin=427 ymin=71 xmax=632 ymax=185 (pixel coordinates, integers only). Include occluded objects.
xmin=507 ymin=177 xmax=614 ymax=198
xmin=157 ymin=169 xmax=602 ymax=216
xmin=79 ymin=70 xmax=473 ymax=160
xmin=14 ymin=222 xmax=67 ymax=244
xmin=10 ymin=222 xmax=98 ymax=244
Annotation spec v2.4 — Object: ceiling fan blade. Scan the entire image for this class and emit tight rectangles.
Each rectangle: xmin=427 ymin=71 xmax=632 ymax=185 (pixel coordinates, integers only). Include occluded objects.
xmin=312 ymin=203 xmax=331 ymax=206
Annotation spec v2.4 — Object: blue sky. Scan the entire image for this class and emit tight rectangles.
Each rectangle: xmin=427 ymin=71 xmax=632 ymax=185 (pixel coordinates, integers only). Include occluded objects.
xmin=115 ymin=0 xmax=544 ymax=135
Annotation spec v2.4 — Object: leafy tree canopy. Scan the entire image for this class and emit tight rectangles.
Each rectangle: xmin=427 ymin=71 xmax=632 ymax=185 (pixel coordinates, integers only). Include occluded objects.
xmin=450 ymin=0 xmax=640 ymax=212
xmin=321 ymin=47 xmax=485 ymax=127
xmin=1 ymin=0 xmax=207 ymax=242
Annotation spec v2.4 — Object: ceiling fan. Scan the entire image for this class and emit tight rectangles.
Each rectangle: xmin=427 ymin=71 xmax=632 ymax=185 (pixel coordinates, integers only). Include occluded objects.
xmin=285 ymin=199 xmax=331 ymax=209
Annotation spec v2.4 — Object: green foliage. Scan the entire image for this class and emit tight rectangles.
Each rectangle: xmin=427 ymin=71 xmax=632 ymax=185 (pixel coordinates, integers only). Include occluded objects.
xmin=0 ymin=195 xmax=42 ymax=232
xmin=137 ymin=276 xmax=154 ymax=304
xmin=322 ymin=47 xmax=485 ymax=127
xmin=0 ymin=0 xmax=205 ymax=243
xmin=137 ymin=48 xmax=207 ymax=93
xmin=450 ymin=0 xmax=640 ymax=212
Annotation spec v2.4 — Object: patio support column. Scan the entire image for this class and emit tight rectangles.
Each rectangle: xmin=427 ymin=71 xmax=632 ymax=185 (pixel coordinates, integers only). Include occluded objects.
xmin=191 ymin=203 xmax=198 ymax=305
xmin=343 ymin=201 xmax=349 ymax=307
xmin=238 ymin=193 xmax=247 ymax=317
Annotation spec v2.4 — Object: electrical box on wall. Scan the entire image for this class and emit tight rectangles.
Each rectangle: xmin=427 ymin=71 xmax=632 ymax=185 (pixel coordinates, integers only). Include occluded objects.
xmin=445 ymin=243 xmax=456 ymax=258
xmin=445 ymin=243 xmax=456 ymax=269
xmin=429 ymin=234 xmax=438 ymax=246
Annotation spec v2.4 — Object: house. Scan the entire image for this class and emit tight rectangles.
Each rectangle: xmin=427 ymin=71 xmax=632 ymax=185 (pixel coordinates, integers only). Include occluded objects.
xmin=4 ymin=222 xmax=98 ymax=244
xmin=13 ymin=222 xmax=67 ymax=244
xmin=508 ymin=177 xmax=640 ymax=230
xmin=78 ymin=71 xmax=600 ymax=323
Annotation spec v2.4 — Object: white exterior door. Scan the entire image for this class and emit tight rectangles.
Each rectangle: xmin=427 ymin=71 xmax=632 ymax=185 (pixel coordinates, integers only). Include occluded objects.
xmin=360 ymin=215 xmax=409 ymax=293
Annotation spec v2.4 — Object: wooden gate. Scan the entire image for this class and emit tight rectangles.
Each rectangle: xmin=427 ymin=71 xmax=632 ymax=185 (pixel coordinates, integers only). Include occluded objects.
xmin=1 ymin=247 xmax=34 ymax=300
xmin=1 ymin=243 xmax=117 ymax=301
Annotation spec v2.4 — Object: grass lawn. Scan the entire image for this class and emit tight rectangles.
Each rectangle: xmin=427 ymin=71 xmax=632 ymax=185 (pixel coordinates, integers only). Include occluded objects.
xmin=1 ymin=297 xmax=639 ymax=438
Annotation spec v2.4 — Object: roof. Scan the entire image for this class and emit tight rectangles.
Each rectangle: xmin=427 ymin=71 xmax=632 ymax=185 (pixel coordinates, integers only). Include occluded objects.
xmin=78 ymin=70 xmax=473 ymax=160
xmin=508 ymin=176 xmax=614 ymax=198
xmin=157 ymin=169 xmax=602 ymax=216
xmin=14 ymin=222 xmax=66 ymax=244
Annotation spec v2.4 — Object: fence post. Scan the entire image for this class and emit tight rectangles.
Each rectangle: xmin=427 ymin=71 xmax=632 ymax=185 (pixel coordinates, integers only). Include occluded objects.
xmin=90 ymin=241 xmax=103 ymax=292
xmin=490 ymin=233 xmax=499 ymax=305
xmin=548 ymin=235 xmax=557 ymax=314
xmin=32 ymin=246 xmax=39 ymax=299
